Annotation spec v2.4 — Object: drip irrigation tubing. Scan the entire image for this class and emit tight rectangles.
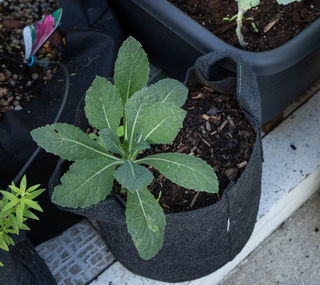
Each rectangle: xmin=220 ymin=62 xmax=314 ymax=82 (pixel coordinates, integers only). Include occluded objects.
xmin=0 ymin=54 xmax=69 ymax=188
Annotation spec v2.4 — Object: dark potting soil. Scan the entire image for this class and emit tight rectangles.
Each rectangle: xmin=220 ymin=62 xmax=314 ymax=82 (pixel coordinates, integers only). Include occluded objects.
xmin=167 ymin=0 xmax=320 ymax=51
xmin=0 ymin=0 xmax=63 ymax=122
xmin=112 ymin=84 xmax=256 ymax=214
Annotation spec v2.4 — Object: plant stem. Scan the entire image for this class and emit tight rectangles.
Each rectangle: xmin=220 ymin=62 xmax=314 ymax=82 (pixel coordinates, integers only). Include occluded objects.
xmin=123 ymin=115 xmax=128 ymax=143
xmin=236 ymin=3 xmax=247 ymax=47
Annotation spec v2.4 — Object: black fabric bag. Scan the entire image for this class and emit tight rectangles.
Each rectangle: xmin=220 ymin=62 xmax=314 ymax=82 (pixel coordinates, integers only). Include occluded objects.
xmin=49 ymin=50 xmax=263 ymax=282
xmin=0 ymin=0 xmax=123 ymax=245
xmin=0 ymin=230 xmax=56 ymax=285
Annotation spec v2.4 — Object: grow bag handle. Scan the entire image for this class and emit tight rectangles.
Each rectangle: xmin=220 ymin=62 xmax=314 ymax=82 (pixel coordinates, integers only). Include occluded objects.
xmin=185 ymin=50 xmax=263 ymax=160
xmin=187 ymin=50 xmax=262 ymax=127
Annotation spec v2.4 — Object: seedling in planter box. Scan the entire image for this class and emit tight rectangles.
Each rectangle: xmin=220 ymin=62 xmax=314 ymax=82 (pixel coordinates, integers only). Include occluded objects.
xmin=0 ymin=175 xmax=45 ymax=266
xmin=235 ymin=0 xmax=300 ymax=46
xmin=251 ymin=22 xmax=259 ymax=33
xmin=223 ymin=14 xmax=254 ymax=23
xmin=31 ymin=36 xmax=219 ymax=260
xmin=223 ymin=14 xmax=259 ymax=34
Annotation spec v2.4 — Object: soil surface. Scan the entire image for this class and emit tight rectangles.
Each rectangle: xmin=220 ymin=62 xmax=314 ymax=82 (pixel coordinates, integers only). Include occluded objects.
xmin=113 ymin=84 xmax=256 ymax=214
xmin=167 ymin=0 xmax=320 ymax=51
xmin=0 ymin=0 xmax=62 ymax=122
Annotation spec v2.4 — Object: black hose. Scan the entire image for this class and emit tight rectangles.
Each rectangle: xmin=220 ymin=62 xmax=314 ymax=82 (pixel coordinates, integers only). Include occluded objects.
xmin=0 ymin=53 xmax=28 ymax=66
xmin=0 ymin=55 xmax=70 ymax=187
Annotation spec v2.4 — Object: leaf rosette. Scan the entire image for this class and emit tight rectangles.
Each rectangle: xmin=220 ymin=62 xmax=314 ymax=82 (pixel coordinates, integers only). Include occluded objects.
xmin=31 ymin=36 xmax=219 ymax=260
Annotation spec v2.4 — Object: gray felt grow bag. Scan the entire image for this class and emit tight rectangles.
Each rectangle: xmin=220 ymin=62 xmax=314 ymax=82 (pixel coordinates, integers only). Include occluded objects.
xmin=0 ymin=230 xmax=56 ymax=285
xmin=49 ymin=50 xmax=262 ymax=282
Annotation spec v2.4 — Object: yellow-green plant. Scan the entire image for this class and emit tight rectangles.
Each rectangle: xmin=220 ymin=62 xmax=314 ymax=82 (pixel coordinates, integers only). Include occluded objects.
xmin=0 ymin=175 xmax=44 ymax=266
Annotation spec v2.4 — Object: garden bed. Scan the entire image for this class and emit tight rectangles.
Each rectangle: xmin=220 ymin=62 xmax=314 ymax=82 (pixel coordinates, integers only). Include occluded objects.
xmin=168 ymin=0 xmax=320 ymax=51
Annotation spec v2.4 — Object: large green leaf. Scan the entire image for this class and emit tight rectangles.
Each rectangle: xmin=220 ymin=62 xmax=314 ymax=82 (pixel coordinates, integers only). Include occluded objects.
xmin=99 ymin=128 xmax=125 ymax=156
xmin=125 ymin=86 xmax=159 ymax=149
xmin=126 ymin=187 xmax=166 ymax=260
xmin=142 ymin=102 xmax=186 ymax=144
xmin=85 ymin=76 xmax=123 ymax=133
xmin=152 ymin=78 xmax=188 ymax=107
xmin=114 ymin=161 xmax=154 ymax=193
xmin=136 ymin=153 xmax=219 ymax=194
xmin=114 ymin=37 xmax=149 ymax=105
xmin=237 ymin=0 xmax=260 ymax=10
xmin=31 ymin=123 xmax=118 ymax=161
xmin=52 ymin=159 xmax=124 ymax=208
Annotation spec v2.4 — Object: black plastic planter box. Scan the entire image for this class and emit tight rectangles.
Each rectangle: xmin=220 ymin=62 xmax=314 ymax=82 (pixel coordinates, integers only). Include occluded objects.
xmin=108 ymin=0 xmax=320 ymax=124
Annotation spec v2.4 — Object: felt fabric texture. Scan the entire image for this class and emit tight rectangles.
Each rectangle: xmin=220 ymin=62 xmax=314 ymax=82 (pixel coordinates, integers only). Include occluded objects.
xmin=48 ymin=50 xmax=262 ymax=282
xmin=0 ymin=231 xmax=56 ymax=285
xmin=0 ymin=0 xmax=123 ymax=245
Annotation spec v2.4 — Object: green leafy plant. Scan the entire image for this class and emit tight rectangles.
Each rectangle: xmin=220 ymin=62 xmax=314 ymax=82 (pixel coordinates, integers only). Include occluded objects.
xmin=235 ymin=0 xmax=301 ymax=46
xmin=0 ymin=175 xmax=45 ymax=266
xmin=31 ymin=36 xmax=219 ymax=260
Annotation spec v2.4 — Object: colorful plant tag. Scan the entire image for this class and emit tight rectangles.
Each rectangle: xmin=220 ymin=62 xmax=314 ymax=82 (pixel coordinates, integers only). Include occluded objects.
xmin=23 ymin=8 xmax=62 ymax=60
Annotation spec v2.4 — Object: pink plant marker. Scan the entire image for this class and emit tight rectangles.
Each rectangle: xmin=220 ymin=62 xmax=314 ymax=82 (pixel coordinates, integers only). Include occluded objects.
xmin=23 ymin=8 xmax=63 ymax=60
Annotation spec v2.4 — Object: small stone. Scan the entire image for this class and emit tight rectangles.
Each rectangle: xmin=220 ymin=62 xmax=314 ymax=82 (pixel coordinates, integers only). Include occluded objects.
xmin=14 ymin=105 xmax=23 ymax=111
xmin=0 ymin=74 xmax=5 ymax=81
xmin=13 ymin=101 xmax=20 ymax=106
xmin=12 ymin=74 xmax=18 ymax=80
xmin=244 ymin=148 xmax=251 ymax=161
xmin=5 ymin=71 xmax=12 ymax=77
xmin=207 ymin=106 xmax=218 ymax=116
xmin=0 ymin=88 xmax=7 ymax=97
xmin=47 ymin=73 xmax=53 ymax=80
xmin=6 ymin=91 xmax=13 ymax=98
xmin=31 ymin=73 xmax=39 ymax=80
xmin=2 ymin=101 xmax=9 ymax=106
xmin=225 ymin=168 xmax=239 ymax=182
xmin=10 ymin=81 xmax=15 ymax=86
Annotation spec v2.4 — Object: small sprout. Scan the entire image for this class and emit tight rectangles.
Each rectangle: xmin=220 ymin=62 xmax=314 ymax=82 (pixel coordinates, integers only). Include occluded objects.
xmin=157 ymin=191 xmax=162 ymax=202
xmin=223 ymin=15 xmax=237 ymax=23
xmin=251 ymin=22 xmax=259 ymax=33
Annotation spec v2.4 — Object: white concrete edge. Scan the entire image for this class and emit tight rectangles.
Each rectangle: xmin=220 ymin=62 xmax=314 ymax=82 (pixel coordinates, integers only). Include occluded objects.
xmin=189 ymin=163 xmax=320 ymax=285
